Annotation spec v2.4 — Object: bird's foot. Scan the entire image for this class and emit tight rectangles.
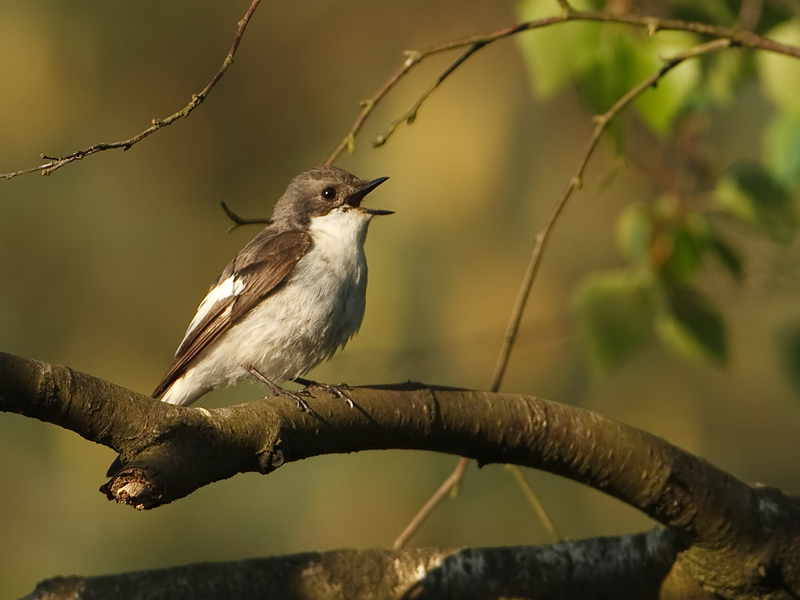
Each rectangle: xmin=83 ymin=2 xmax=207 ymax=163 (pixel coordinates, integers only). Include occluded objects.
xmin=293 ymin=377 xmax=354 ymax=408
xmin=244 ymin=365 xmax=312 ymax=413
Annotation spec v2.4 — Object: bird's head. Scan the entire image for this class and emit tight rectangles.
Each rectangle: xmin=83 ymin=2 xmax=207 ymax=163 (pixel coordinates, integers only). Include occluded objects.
xmin=272 ymin=165 xmax=391 ymax=229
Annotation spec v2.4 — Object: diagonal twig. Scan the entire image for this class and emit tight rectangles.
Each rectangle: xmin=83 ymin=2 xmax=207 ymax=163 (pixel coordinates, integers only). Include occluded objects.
xmin=392 ymin=456 xmax=470 ymax=549
xmin=506 ymin=464 xmax=561 ymax=542
xmin=373 ymin=42 xmax=487 ymax=149
xmin=327 ymin=8 xmax=800 ymax=166
xmin=392 ymin=36 xmax=735 ymax=550
xmin=490 ymin=37 xmax=734 ymax=387
xmin=325 ymin=18 xmax=562 ymax=165
xmin=0 ymin=0 xmax=262 ymax=180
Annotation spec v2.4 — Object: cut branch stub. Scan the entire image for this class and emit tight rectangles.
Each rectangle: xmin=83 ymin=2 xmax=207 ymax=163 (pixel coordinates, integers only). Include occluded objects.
xmin=101 ymin=467 xmax=165 ymax=510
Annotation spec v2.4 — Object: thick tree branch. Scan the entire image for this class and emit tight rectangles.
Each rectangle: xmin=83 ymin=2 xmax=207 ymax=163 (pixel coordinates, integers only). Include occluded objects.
xmin=2 ymin=349 xmax=800 ymax=597
xmin=22 ymin=531 xmax=695 ymax=600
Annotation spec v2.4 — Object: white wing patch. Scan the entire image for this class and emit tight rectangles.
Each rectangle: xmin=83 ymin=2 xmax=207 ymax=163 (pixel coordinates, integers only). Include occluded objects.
xmin=181 ymin=275 xmax=244 ymax=350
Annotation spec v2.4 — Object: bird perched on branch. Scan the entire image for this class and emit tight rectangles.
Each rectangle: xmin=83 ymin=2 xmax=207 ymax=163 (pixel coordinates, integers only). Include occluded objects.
xmin=108 ymin=165 xmax=390 ymax=475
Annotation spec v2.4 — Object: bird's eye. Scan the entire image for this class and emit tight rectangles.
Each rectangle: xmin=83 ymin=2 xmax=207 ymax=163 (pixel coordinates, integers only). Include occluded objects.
xmin=322 ymin=187 xmax=337 ymax=201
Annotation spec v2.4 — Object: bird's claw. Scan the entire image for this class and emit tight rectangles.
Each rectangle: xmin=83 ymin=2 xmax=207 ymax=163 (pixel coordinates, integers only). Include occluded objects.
xmin=294 ymin=378 xmax=354 ymax=408
xmin=244 ymin=365 xmax=313 ymax=413
xmin=282 ymin=391 xmax=313 ymax=413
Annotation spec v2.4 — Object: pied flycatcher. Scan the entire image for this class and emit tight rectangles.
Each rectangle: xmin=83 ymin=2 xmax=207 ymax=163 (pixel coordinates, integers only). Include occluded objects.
xmin=108 ymin=166 xmax=389 ymax=475
xmin=152 ymin=165 xmax=391 ymax=408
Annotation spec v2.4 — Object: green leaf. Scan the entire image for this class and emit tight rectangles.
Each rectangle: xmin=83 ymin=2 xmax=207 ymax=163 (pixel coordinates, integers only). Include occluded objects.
xmin=514 ymin=0 xmax=600 ymax=99
xmin=576 ymin=29 xmax=639 ymax=116
xmin=655 ymin=285 xmax=727 ymax=363
xmin=616 ymin=202 xmax=653 ymax=263
xmin=572 ymin=271 xmax=654 ymax=374
xmin=661 ymin=226 xmax=703 ymax=283
xmin=631 ymin=31 xmax=701 ymax=136
xmin=756 ymin=19 xmax=800 ymax=111
xmin=516 ymin=5 xmax=699 ymax=137
xmin=575 ymin=27 xmax=700 ymax=137
xmin=714 ymin=161 xmax=798 ymax=244
xmin=708 ymin=235 xmax=743 ymax=283
xmin=763 ymin=110 xmax=800 ymax=190
xmin=777 ymin=322 xmax=800 ymax=398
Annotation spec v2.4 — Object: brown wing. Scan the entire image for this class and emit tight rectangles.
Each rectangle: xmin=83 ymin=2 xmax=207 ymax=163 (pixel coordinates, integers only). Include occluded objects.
xmin=152 ymin=229 xmax=312 ymax=399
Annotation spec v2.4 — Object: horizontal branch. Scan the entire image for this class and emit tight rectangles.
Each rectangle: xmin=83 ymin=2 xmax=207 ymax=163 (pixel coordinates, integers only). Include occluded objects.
xmin=24 ymin=531 xmax=692 ymax=600
xmin=1 ymin=349 xmax=799 ymax=597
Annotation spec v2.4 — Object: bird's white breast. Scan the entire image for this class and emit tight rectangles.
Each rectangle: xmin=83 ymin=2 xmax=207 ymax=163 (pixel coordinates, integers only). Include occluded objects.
xmin=170 ymin=207 xmax=374 ymax=402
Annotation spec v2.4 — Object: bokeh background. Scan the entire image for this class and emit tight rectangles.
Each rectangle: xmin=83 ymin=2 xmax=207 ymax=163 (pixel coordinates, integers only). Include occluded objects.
xmin=2 ymin=1 xmax=800 ymax=597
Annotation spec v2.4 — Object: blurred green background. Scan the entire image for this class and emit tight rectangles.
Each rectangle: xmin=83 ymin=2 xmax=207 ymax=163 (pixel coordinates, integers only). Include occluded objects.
xmin=3 ymin=0 xmax=800 ymax=597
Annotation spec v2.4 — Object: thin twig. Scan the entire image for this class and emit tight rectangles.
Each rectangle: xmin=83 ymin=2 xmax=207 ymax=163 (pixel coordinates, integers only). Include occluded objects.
xmin=505 ymin=465 xmax=561 ymax=542
xmin=324 ymin=50 xmax=427 ymax=165
xmin=5 ymin=7 xmax=791 ymax=176
xmin=220 ymin=201 xmax=271 ymax=233
xmin=392 ymin=456 xmax=470 ymax=550
xmin=491 ymin=37 xmax=733 ymax=386
xmin=0 ymin=0 xmax=262 ymax=180
xmin=391 ymin=37 xmax=734 ymax=550
xmin=373 ymin=42 xmax=486 ymax=148
xmin=327 ymin=9 xmax=800 ymax=165
xmin=325 ymin=18 xmax=563 ymax=165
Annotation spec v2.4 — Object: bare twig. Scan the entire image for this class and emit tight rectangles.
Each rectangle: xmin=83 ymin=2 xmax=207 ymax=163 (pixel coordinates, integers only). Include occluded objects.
xmin=490 ymin=37 xmax=733 ymax=386
xmin=506 ymin=464 xmax=561 ymax=542
xmin=324 ymin=48 xmax=431 ymax=165
xmin=0 ymin=0 xmax=262 ymax=180
xmin=5 ymin=7 xmax=793 ymax=177
xmin=325 ymin=18 xmax=561 ymax=165
xmin=392 ymin=37 xmax=735 ymax=550
xmin=393 ymin=456 xmax=470 ymax=549
xmin=373 ymin=42 xmax=486 ymax=148
xmin=327 ymin=10 xmax=800 ymax=165
xmin=220 ymin=201 xmax=271 ymax=233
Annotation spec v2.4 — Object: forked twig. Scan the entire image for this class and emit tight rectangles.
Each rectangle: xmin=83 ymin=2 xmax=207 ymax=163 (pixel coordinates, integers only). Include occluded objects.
xmin=0 ymin=0 xmax=262 ymax=180
xmin=327 ymin=7 xmax=800 ymax=166
xmin=392 ymin=37 xmax=734 ymax=549
xmin=325 ymin=19 xmax=562 ymax=165
xmin=5 ymin=5 xmax=794 ymax=178
xmin=220 ymin=201 xmax=271 ymax=233
xmin=373 ymin=42 xmax=486 ymax=148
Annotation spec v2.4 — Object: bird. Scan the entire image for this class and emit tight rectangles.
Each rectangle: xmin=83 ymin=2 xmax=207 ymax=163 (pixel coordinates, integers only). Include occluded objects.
xmin=107 ymin=165 xmax=390 ymax=475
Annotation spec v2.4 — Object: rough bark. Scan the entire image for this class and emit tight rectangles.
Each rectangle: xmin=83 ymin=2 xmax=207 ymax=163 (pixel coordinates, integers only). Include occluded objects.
xmin=2 ymin=350 xmax=800 ymax=598
xmin=22 ymin=531 xmax=694 ymax=600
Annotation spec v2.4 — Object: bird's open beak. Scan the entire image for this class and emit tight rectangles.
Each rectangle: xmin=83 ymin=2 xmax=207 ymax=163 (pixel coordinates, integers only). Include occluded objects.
xmin=347 ymin=176 xmax=393 ymax=215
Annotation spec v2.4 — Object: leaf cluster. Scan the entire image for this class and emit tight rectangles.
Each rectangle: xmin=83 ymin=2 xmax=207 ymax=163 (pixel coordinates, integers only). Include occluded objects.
xmin=516 ymin=0 xmax=800 ymax=379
